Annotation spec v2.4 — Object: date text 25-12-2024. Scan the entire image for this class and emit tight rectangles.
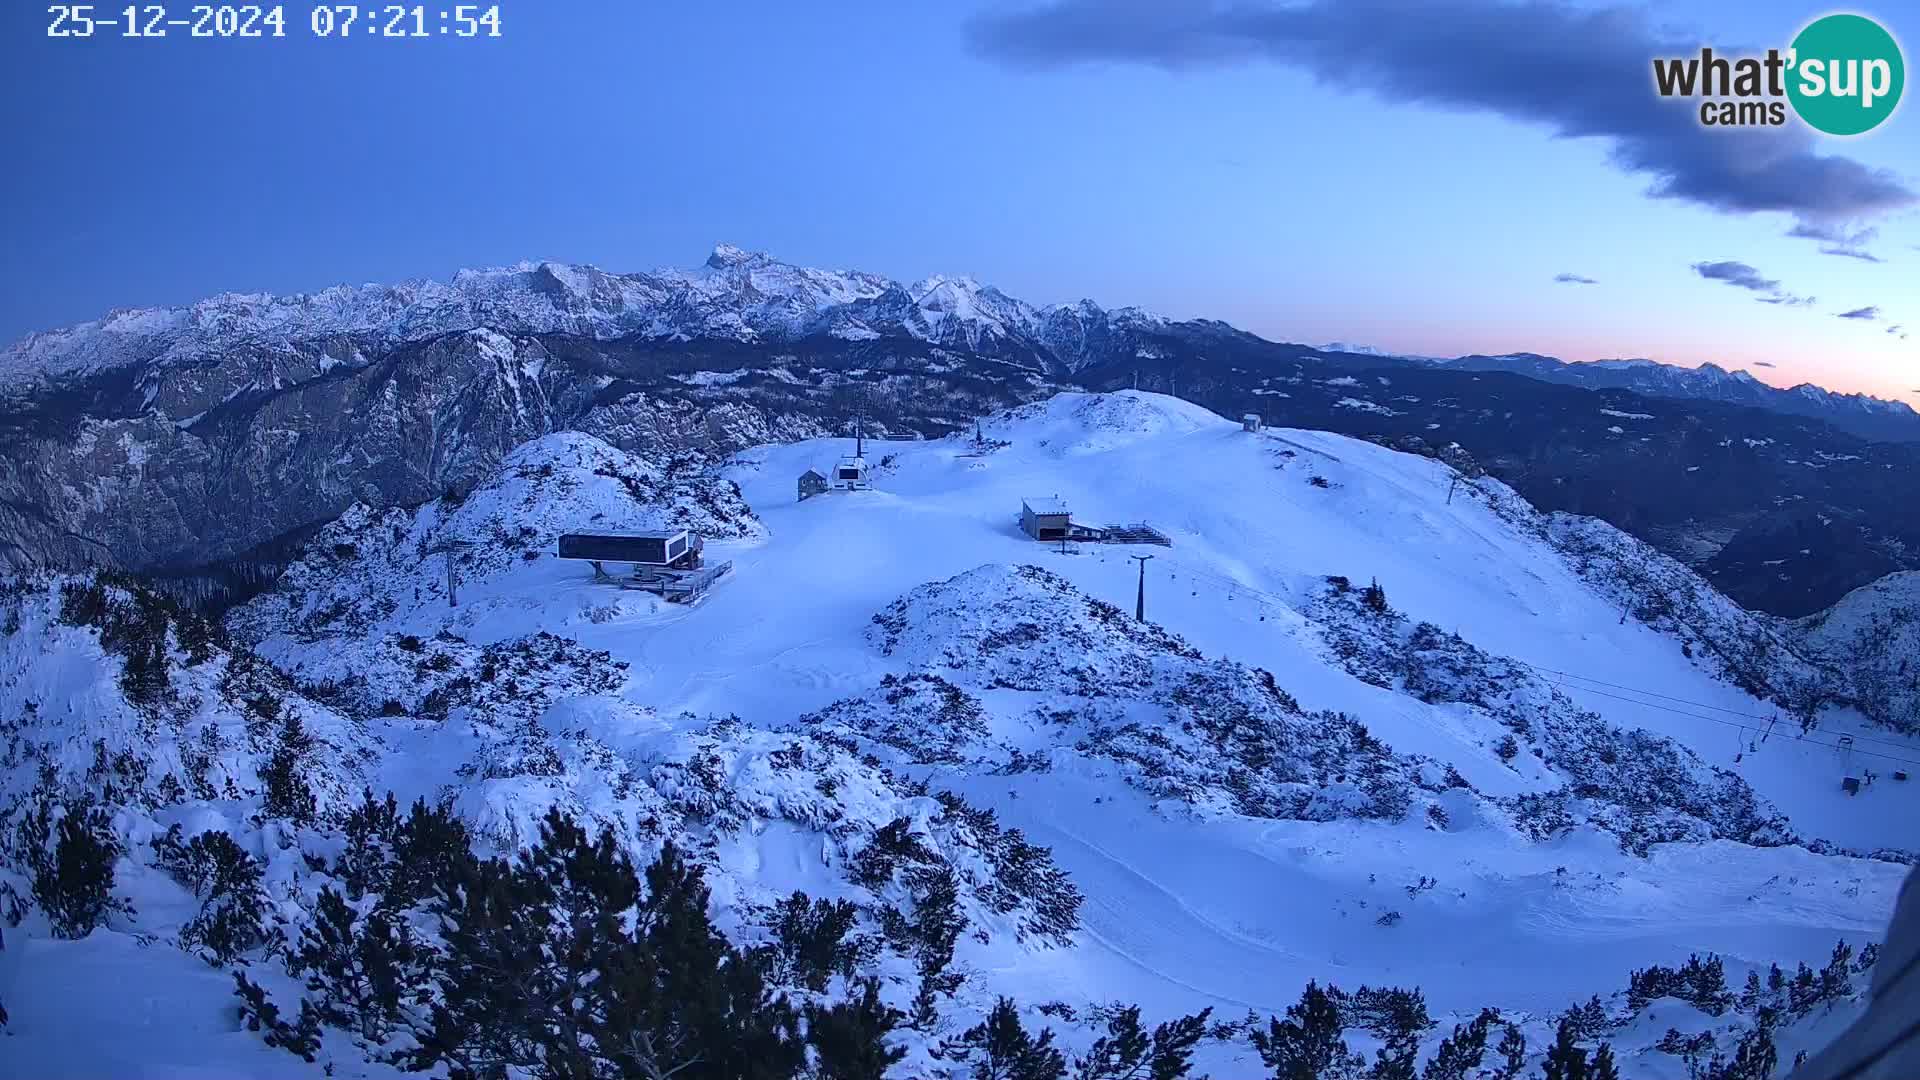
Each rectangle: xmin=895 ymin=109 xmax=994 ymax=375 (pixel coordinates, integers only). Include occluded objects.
xmin=46 ymin=5 xmax=503 ymax=39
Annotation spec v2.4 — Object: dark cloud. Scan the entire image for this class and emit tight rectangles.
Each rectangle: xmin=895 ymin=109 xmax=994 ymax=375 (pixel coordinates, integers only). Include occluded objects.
xmin=1837 ymin=306 xmax=1880 ymax=321
xmin=1693 ymin=260 xmax=1812 ymax=306
xmin=967 ymin=1 xmax=1916 ymax=229
xmin=1693 ymin=261 xmax=1778 ymax=292
xmin=1554 ymin=272 xmax=1598 ymax=284
xmin=1750 ymin=361 xmax=1775 ymax=368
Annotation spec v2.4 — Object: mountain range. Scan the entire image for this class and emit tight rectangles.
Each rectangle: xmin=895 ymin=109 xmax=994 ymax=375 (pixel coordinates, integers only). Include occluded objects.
xmin=2 ymin=245 xmax=1916 ymax=617
xmin=1411 ymin=353 xmax=1920 ymax=444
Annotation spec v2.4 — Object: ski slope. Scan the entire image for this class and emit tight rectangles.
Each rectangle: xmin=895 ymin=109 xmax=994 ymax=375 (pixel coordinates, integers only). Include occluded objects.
xmin=272 ymin=391 xmax=1912 ymax=1069
xmin=4 ymin=391 xmax=1913 ymax=1078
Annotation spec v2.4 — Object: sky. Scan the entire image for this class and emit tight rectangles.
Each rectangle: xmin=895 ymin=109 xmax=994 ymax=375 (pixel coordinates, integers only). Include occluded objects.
xmin=2 ymin=0 xmax=1916 ymax=399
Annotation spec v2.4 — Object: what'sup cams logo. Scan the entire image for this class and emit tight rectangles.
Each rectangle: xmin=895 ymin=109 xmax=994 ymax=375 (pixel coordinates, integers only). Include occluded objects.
xmin=1654 ymin=13 xmax=1904 ymax=135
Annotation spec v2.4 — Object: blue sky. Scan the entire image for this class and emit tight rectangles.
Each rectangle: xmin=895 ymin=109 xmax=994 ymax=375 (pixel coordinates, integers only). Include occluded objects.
xmin=3 ymin=1 xmax=1916 ymax=398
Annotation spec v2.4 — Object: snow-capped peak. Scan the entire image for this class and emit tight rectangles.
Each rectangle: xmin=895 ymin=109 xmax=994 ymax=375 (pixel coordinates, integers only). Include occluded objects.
xmin=705 ymin=242 xmax=763 ymax=269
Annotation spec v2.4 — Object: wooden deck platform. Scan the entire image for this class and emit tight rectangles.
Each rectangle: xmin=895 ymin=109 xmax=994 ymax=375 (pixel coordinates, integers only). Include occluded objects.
xmin=1053 ymin=521 xmax=1173 ymax=546
xmin=1095 ymin=523 xmax=1172 ymax=546
xmin=588 ymin=559 xmax=734 ymax=603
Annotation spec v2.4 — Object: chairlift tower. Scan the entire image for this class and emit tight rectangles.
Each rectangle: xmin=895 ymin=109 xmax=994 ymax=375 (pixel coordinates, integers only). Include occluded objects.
xmin=427 ymin=538 xmax=477 ymax=608
xmin=1131 ymin=553 xmax=1154 ymax=622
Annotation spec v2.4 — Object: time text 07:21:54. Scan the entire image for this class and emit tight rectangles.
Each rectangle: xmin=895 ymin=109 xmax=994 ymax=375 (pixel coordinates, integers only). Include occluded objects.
xmin=46 ymin=5 xmax=503 ymax=39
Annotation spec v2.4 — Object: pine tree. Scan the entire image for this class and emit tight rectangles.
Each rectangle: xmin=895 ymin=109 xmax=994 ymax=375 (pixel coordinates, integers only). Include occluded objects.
xmin=1370 ymin=1044 xmax=1417 ymax=1080
xmin=26 ymin=799 xmax=121 ymax=939
xmin=617 ymin=836 xmax=803 ymax=1079
xmin=1363 ymin=578 xmax=1389 ymax=614
xmin=906 ymin=867 xmax=967 ymax=1029
xmin=336 ymin=789 xmax=402 ymax=901
xmin=1818 ymin=941 xmax=1854 ymax=1003
xmin=261 ymin=711 xmax=318 ymax=826
xmin=175 ymin=606 xmax=219 ymax=666
xmin=1541 ymin=1017 xmax=1589 ymax=1080
xmin=1076 ymin=1006 xmax=1148 ymax=1080
xmin=116 ymin=593 xmax=172 ymax=708
xmin=767 ymin=891 xmax=863 ymax=993
xmin=1074 ymin=1004 xmax=1210 ymax=1080
xmin=1589 ymin=1043 xmax=1621 ymax=1080
xmin=1421 ymin=1008 xmax=1497 ymax=1080
xmin=1711 ymin=1020 xmax=1778 ymax=1080
xmin=942 ymin=997 xmax=1066 ymax=1080
xmin=1788 ymin=962 xmax=1817 ymax=1014
xmin=1562 ymin=995 xmax=1609 ymax=1039
xmin=388 ymin=796 xmax=472 ymax=911
xmin=1689 ymin=954 xmax=1733 ymax=1015
xmin=293 ymin=887 xmax=423 ymax=1047
xmin=233 ymin=971 xmax=323 ymax=1063
xmin=1491 ymin=1023 xmax=1527 ymax=1080
xmin=415 ymin=814 xmax=806 ymax=1080
xmin=801 ymin=978 xmax=904 ymax=1080
xmin=411 ymin=852 xmax=544 ymax=1077
xmin=158 ymin=829 xmax=268 ymax=965
xmin=1250 ymin=982 xmax=1363 ymax=1080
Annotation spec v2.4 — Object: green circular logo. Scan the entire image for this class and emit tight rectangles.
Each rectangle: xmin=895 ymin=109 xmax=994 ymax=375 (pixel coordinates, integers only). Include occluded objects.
xmin=1787 ymin=14 xmax=1904 ymax=135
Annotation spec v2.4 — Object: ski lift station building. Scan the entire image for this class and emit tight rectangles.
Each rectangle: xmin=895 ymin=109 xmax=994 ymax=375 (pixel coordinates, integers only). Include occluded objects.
xmin=557 ymin=530 xmax=702 ymax=570
xmin=555 ymin=530 xmax=731 ymax=603
xmin=1021 ymin=497 xmax=1072 ymax=540
xmin=833 ymin=455 xmax=871 ymax=490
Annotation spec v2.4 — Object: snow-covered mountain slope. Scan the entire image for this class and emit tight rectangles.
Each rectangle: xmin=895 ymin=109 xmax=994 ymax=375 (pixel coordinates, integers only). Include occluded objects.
xmin=2 ymin=391 xmax=1914 ymax=1078
xmin=0 ymin=245 xmax=1163 ymax=400
xmin=1797 ymin=572 xmax=1920 ymax=738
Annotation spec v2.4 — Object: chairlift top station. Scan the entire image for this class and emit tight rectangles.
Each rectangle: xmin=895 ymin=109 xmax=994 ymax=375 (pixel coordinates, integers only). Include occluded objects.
xmin=1019 ymin=496 xmax=1171 ymax=547
xmin=799 ymin=413 xmax=875 ymax=499
xmin=555 ymin=529 xmax=732 ymax=603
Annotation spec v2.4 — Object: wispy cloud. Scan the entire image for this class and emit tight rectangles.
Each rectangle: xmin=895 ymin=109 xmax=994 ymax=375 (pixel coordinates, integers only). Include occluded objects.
xmin=1554 ymin=272 xmax=1598 ymax=285
xmin=967 ymin=0 xmax=1917 ymax=231
xmin=1789 ymin=223 xmax=1885 ymax=261
xmin=1692 ymin=260 xmax=1812 ymax=306
xmin=1837 ymin=306 xmax=1881 ymax=321
xmin=1751 ymin=361 xmax=1776 ymax=368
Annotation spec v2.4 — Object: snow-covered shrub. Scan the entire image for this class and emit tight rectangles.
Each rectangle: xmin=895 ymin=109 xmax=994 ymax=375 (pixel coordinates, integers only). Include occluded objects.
xmin=870 ymin=564 xmax=1201 ymax=697
xmin=864 ymin=565 xmax=1440 ymax=826
xmin=151 ymin=826 xmax=270 ymax=964
xmin=1309 ymin=580 xmax=1795 ymax=852
xmin=16 ymin=794 xmax=124 ymax=939
xmin=800 ymin=673 xmax=991 ymax=765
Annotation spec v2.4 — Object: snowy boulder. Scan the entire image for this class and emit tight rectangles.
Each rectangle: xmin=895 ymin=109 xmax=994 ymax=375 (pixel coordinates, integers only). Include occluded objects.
xmin=979 ymin=390 xmax=1223 ymax=456
xmin=869 ymin=563 xmax=1202 ymax=695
